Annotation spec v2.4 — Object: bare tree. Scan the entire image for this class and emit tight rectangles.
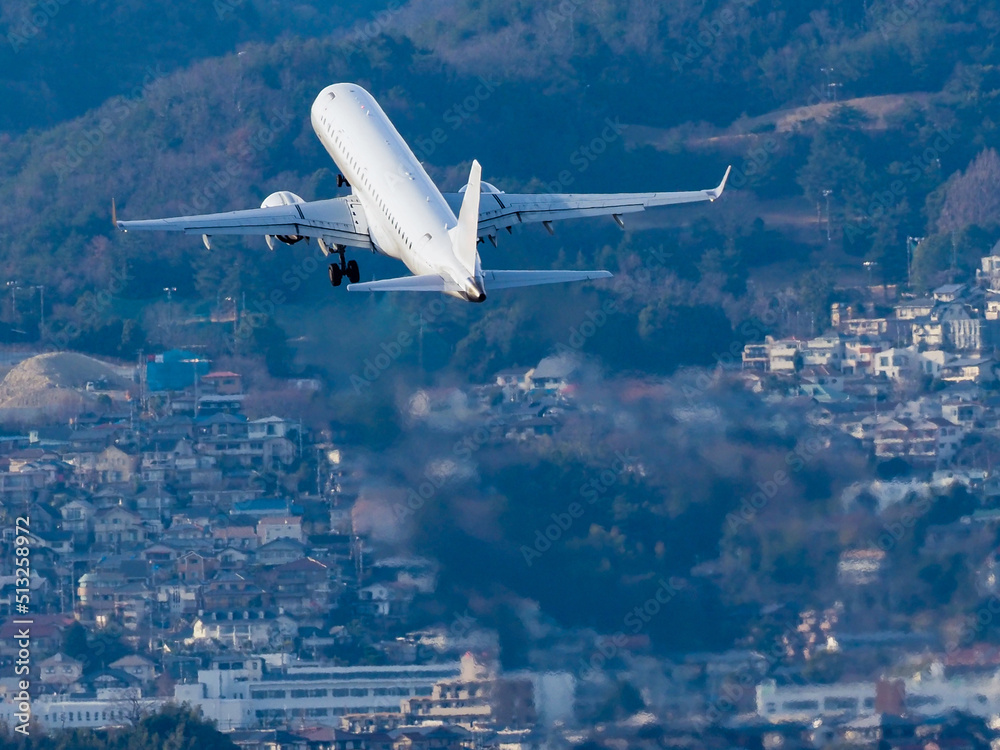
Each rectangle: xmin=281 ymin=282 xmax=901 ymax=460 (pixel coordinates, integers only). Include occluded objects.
xmin=937 ymin=148 xmax=1000 ymax=233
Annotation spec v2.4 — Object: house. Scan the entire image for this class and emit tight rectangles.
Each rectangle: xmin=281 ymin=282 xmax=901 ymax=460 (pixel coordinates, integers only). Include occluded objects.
xmin=248 ymin=416 xmax=295 ymax=439
xmin=110 ymin=654 xmax=157 ymax=684
xmin=156 ymin=579 xmax=200 ymax=617
xmin=30 ymin=529 xmax=73 ymax=555
xmin=141 ymin=543 xmax=180 ymax=571
xmin=526 ymin=354 xmax=580 ymax=392
xmin=873 ymin=418 xmax=964 ymax=465
xmin=191 ymin=612 xmax=295 ymax=651
xmin=255 ymin=538 xmax=307 ymax=566
xmin=894 ymin=297 xmax=936 ymax=320
xmin=134 ymin=486 xmax=176 ymax=522
xmin=741 ymin=343 xmax=768 ymax=371
xmin=933 ymin=283 xmax=967 ymax=303
xmin=97 ymin=445 xmax=139 ymax=484
xmin=93 ymin=507 xmax=146 ymax=549
xmin=801 ymin=336 xmax=844 ymax=370
xmin=177 ymin=550 xmax=219 ymax=583
xmin=0 ymin=469 xmax=50 ymax=504
xmin=0 ymin=615 xmax=73 ymax=659
xmin=872 ymin=348 xmax=918 ymax=379
xmin=201 ymin=371 xmax=243 ymax=395
xmin=260 ymin=558 xmax=334 ymax=616
xmin=37 ymin=653 xmax=83 ymax=688
xmin=257 ymin=516 xmax=304 ymax=545
xmin=359 ymin=581 xmax=418 ymax=617
xmin=196 ymin=413 xmax=249 ymax=440
xmin=114 ymin=582 xmax=153 ymax=630
xmin=59 ymin=499 xmax=95 ymax=540
xmin=940 ymin=356 xmax=996 ymax=383
xmin=978 ymin=254 xmax=1000 ymax=288
xmin=217 ymin=546 xmax=253 ymax=569
xmin=213 ymin=525 xmax=259 ymax=551
xmin=767 ymin=337 xmax=804 ymax=372
xmin=77 ymin=568 xmax=125 ymax=623
xmin=838 ymin=549 xmax=887 ymax=586
xmin=201 ymin=571 xmax=265 ymax=612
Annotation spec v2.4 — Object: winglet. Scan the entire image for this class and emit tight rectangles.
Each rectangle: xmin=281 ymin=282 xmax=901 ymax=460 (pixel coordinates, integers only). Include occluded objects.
xmin=453 ymin=160 xmax=482 ymax=275
xmin=707 ymin=165 xmax=732 ymax=201
xmin=112 ymin=197 xmax=121 ymax=230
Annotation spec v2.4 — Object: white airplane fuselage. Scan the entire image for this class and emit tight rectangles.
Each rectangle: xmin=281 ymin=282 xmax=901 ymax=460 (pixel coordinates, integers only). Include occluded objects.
xmin=310 ymin=83 xmax=484 ymax=301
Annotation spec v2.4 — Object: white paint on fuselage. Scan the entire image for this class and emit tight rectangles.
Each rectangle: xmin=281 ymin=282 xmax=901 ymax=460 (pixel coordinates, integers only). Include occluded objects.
xmin=310 ymin=83 xmax=480 ymax=298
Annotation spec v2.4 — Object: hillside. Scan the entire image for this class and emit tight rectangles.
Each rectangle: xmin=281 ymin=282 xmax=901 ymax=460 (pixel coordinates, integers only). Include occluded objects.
xmin=0 ymin=0 xmax=996 ymax=380
xmin=0 ymin=352 xmax=134 ymax=423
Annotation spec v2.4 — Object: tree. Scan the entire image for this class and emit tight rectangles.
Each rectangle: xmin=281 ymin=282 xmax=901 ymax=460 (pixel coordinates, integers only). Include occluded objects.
xmin=937 ymin=149 xmax=1000 ymax=233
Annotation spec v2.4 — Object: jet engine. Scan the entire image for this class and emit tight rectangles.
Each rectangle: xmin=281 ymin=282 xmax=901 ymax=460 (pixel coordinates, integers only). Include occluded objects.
xmin=262 ymin=191 xmax=306 ymax=250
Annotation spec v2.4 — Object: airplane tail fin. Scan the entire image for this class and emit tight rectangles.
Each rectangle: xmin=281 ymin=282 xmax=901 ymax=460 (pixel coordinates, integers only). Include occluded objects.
xmin=450 ymin=160 xmax=482 ymax=276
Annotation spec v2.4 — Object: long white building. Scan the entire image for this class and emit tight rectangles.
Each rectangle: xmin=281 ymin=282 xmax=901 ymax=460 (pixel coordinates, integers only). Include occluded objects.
xmin=174 ymin=659 xmax=462 ymax=730
xmin=757 ymin=671 xmax=1000 ymax=723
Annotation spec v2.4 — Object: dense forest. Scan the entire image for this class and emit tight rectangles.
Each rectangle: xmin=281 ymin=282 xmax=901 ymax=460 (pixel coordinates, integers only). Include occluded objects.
xmin=0 ymin=0 xmax=997 ymax=379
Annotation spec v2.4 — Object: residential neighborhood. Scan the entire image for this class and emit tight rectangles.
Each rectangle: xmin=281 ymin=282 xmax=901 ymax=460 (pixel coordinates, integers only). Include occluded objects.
xmin=9 ymin=246 xmax=1000 ymax=748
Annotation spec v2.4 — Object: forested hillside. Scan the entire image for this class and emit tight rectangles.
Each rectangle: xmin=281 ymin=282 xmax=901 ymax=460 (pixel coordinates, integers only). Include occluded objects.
xmin=0 ymin=0 xmax=997 ymax=380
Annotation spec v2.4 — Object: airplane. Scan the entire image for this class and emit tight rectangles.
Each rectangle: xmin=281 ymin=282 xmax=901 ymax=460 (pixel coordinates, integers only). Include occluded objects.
xmin=115 ymin=83 xmax=730 ymax=303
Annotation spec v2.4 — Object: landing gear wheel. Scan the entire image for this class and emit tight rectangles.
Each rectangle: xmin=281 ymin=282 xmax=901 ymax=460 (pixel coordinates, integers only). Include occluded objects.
xmin=346 ymin=260 xmax=360 ymax=284
xmin=329 ymin=264 xmax=343 ymax=287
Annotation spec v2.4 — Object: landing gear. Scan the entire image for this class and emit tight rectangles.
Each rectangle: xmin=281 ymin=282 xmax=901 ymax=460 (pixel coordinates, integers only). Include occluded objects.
xmin=328 ymin=246 xmax=360 ymax=287
xmin=346 ymin=259 xmax=360 ymax=284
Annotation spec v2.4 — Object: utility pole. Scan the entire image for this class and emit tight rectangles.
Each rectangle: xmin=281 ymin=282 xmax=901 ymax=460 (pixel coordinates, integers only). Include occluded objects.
xmin=822 ymin=189 xmax=833 ymax=242
xmin=906 ymin=236 xmax=924 ymax=290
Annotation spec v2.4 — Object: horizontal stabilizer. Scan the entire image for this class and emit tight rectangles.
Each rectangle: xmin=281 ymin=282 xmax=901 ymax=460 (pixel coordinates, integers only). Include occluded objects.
xmin=482 ymin=269 xmax=613 ymax=290
xmin=346 ymin=275 xmax=462 ymax=293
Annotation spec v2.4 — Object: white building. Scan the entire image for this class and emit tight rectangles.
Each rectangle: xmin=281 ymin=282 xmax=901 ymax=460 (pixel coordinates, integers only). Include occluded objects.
xmin=174 ymin=661 xmax=462 ymax=730
xmin=757 ymin=671 xmax=1000 ymax=723
xmin=0 ymin=688 xmax=162 ymax=731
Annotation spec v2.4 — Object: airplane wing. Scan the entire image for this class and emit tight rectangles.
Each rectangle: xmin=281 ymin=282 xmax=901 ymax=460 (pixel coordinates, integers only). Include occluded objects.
xmin=443 ymin=166 xmax=730 ymax=239
xmin=116 ymin=194 xmax=373 ymax=249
